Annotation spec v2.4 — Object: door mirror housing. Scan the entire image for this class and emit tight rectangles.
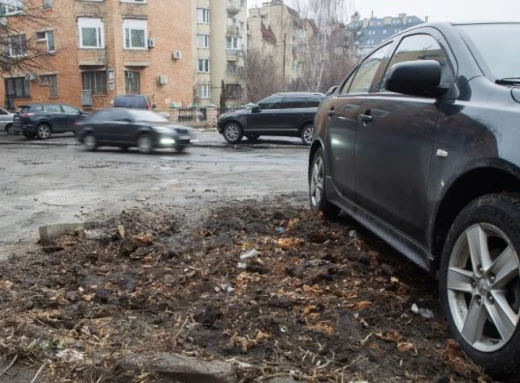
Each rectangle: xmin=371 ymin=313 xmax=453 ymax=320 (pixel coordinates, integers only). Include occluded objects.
xmin=251 ymin=105 xmax=261 ymax=113
xmin=385 ymin=60 xmax=448 ymax=98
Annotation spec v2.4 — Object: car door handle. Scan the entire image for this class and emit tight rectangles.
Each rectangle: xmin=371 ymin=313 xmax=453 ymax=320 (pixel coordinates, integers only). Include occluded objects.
xmin=358 ymin=114 xmax=373 ymax=123
xmin=327 ymin=109 xmax=335 ymax=117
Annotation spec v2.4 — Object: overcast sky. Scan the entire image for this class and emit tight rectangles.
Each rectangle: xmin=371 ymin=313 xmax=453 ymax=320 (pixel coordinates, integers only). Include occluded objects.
xmin=250 ymin=0 xmax=517 ymax=23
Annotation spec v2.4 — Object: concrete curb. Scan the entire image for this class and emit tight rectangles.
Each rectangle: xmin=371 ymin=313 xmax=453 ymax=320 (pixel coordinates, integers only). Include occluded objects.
xmin=0 ymin=140 xmax=308 ymax=150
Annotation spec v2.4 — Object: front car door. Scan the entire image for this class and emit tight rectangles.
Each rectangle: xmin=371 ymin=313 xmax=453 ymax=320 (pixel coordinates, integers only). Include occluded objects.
xmin=325 ymin=43 xmax=393 ymax=201
xmin=247 ymin=96 xmax=284 ymax=133
xmin=277 ymin=96 xmax=309 ymax=133
xmin=61 ymin=104 xmax=83 ymax=132
xmin=354 ymin=30 xmax=456 ymax=246
xmin=0 ymin=107 xmax=11 ymax=130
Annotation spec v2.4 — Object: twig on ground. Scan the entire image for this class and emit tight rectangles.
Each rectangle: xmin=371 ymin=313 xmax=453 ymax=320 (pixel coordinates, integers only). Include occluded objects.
xmin=30 ymin=361 xmax=47 ymax=383
xmin=0 ymin=354 xmax=18 ymax=377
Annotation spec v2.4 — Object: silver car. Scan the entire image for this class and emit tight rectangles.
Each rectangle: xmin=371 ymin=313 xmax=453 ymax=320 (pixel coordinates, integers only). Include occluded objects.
xmin=0 ymin=107 xmax=15 ymax=135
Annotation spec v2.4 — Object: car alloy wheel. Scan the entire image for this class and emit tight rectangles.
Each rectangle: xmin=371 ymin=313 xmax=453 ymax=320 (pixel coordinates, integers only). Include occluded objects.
xmin=5 ymin=124 xmax=15 ymax=135
xmin=138 ymin=135 xmax=153 ymax=154
xmin=223 ymin=123 xmax=243 ymax=144
xmin=36 ymin=124 xmax=51 ymax=140
xmin=309 ymin=148 xmax=340 ymax=218
xmin=301 ymin=124 xmax=314 ymax=146
xmin=440 ymin=194 xmax=520 ymax=377
xmin=83 ymin=134 xmax=97 ymax=151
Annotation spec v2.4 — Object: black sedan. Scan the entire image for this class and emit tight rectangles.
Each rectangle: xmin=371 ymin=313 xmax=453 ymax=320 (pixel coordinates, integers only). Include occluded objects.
xmin=310 ymin=22 xmax=520 ymax=379
xmin=76 ymin=109 xmax=195 ymax=153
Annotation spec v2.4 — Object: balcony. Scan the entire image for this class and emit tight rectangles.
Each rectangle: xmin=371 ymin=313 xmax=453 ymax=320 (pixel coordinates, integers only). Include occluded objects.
xmin=226 ymin=25 xmax=240 ymax=36
xmin=227 ymin=0 xmax=241 ymax=15
xmin=226 ymin=49 xmax=243 ymax=61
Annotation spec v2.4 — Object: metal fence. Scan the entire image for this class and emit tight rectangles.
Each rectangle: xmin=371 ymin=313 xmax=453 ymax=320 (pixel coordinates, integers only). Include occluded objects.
xmin=176 ymin=106 xmax=246 ymax=123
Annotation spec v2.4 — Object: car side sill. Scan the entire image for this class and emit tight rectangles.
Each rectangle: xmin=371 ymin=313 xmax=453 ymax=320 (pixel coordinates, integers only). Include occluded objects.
xmin=327 ymin=178 xmax=431 ymax=271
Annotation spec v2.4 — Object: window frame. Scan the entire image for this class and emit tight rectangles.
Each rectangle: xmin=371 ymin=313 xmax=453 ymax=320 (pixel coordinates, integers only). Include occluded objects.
xmin=5 ymin=77 xmax=30 ymax=98
xmin=199 ymin=84 xmax=210 ymax=99
xmin=36 ymin=30 xmax=55 ymax=52
xmin=123 ymin=19 xmax=147 ymax=50
xmin=225 ymin=84 xmax=242 ymax=100
xmin=6 ymin=34 xmax=26 ymax=57
xmin=197 ymin=8 xmax=210 ymax=24
xmin=78 ymin=17 xmax=105 ymax=49
xmin=39 ymin=74 xmax=58 ymax=97
xmin=1 ymin=0 xmax=23 ymax=15
xmin=82 ymin=71 xmax=107 ymax=94
xmin=198 ymin=59 xmax=210 ymax=73
xmin=197 ymin=34 xmax=210 ymax=48
xmin=121 ymin=0 xmax=146 ymax=3
xmin=226 ymin=36 xmax=241 ymax=50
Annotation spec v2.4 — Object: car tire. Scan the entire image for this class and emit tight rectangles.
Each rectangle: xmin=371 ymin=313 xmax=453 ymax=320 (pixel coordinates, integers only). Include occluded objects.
xmin=175 ymin=146 xmax=186 ymax=153
xmin=137 ymin=134 xmax=153 ymax=154
xmin=121 ymin=146 xmax=129 ymax=152
xmin=223 ymin=122 xmax=243 ymax=144
xmin=36 ymin=123 xmax=52 ymax=140
xmin=309 ymin=148 xmax=340 ymax=218
xmin=83 ymin=134 xmax=97 ymax=151
xmin=5 ymin=124 xmax=15 ymax=136
xmin=246 ymin=134 xmax=260 ymax=141
xmin=439 ymin=194 xmax=520 ymax=379
xmin=23 ymin=132 xmax=35 ymax=139
xmin=300 ymin=124 xmax=314 ymax=146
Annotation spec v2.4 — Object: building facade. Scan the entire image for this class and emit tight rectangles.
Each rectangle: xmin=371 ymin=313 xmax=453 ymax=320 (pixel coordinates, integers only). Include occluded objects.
xmin=0 ymin=0 xmax=194 ymax=111
xmin=347 ymin=12 xmax=425 ymax=56
xmin=248 ymin=0 xmax=316 ymax=86
xmin=193 ymin=0 xmax=247 ymax=106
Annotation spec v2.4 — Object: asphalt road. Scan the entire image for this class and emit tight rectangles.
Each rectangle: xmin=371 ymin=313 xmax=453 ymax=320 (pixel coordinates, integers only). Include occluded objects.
xmin=0 ymin=140 xmax=310 ymax=260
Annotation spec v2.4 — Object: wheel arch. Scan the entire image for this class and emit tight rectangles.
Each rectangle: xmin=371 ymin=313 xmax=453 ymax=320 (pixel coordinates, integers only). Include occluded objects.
xmin=223 ymin=119 xmax=244 ymax=129
xmin=430 ymin=163 xmax=520 ymax=270
xmin=36 ymin=120 xmax=53 ymax=130
xmin=299 ymin=120 xmax=314 ymax=132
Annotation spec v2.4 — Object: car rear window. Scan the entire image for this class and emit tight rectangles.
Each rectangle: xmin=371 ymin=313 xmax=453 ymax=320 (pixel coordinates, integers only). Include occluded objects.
xmin=114 ymin=96 xmax=148 ymax=108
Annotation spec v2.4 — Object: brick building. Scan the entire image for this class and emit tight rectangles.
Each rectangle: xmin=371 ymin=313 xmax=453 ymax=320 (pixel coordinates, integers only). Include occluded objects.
xmin=0 ymin=0 xmax=193 ymax=111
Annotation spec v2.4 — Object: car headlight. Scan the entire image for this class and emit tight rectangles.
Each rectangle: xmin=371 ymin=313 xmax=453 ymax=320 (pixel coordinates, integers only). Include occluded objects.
xmin=153 ymin=126 xmax=173 ymax=134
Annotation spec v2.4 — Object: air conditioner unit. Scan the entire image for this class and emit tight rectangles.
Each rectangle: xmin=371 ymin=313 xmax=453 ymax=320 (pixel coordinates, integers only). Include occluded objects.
xmin=172 ymin=50 xmax=182 ymax=60
xmin=157 ymin=75 xmax=168 ymax=85
xmin=147 ymin=38 xmax=156 ymax=49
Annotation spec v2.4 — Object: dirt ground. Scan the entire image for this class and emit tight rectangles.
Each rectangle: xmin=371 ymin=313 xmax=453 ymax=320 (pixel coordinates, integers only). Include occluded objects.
xmin=0 ymin=197 xmax=494 ymax=382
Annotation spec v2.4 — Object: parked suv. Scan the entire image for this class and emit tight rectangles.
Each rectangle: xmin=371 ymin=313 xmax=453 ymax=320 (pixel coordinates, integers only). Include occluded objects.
xmin=113 ymin=95 xmax=155 ymax=110
xmin=309 ymin=22 xmax=520 ymax=379
xmin=14 ymin=103 xmax=88 ymax=139
xmin=217 ymin=92 xmax=325 ymax=145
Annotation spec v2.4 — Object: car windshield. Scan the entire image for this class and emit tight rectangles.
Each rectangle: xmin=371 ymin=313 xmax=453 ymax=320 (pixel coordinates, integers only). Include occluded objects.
xmin=458 ymin=23 xmax=520 ymax=80
xmin=127 ymin=110 xmax=167 ymax=123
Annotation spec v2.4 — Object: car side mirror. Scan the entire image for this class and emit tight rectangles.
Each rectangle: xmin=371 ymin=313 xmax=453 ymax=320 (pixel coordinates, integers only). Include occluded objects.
xmin=385 ymin=60 xmax=448 ymax=98
xmin=251 ymin=105 xmax=261 ymax=113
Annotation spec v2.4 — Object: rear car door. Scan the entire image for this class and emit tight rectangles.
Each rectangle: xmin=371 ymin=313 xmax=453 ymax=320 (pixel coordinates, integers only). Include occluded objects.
xmin=354 ymin=31 xmax=454 ymax=243
xmin=277 ymin=96 xmax=309 ymax=133
xmin=247 ymin=96 xmax=284 ymax=133
xmin=325 ymin=43 xmax=393 ymax=201
xmin=42 ymin=104 xmax=66 ymax=132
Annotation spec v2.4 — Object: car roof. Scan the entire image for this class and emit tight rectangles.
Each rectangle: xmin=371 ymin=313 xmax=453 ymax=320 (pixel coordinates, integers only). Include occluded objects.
xmin=273 ymin=92 xmax=325 ymax=97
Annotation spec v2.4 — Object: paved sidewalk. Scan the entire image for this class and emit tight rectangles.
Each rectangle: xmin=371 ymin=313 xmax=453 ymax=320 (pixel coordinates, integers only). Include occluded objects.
xmin=0 ymin=129 xmax=307 ymax=149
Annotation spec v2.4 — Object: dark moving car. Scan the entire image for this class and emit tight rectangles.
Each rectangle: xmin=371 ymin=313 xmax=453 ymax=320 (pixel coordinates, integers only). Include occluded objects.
xmin=217 ymin=92 xmax=325 ymax=145
xmin=76 ymin=108 xmax=194 ymax=153
xmin=14 ymin=103 xmax=88 ymax=139
xmin=309 ymin=22 xmax=520 ymax=378
xmin=113 ymin=95 xmax=155 ymax=110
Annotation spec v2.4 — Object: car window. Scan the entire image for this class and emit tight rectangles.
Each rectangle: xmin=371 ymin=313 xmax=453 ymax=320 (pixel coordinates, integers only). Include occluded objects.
xmin=62 ymin=105 xmax=80 ymax=114
xmin=127 ymin=110 xmax=167 ymax=122
xmin=381 ymin=34 xmax=450 ymax=91
xmin=306 ymin=97 xmax=322 ymax=107
xmin=43 ymin=104 xmax=62 ymax=113
xmin=282 ymin=96 xmax=308 ymax=109
xmin=345 ymin=43 xmax=392 ymax=94
xmin=258 ymin=96 xmax=283 ymax=110
xmin=114 ymin=96 xmax=147 ymax=108
xmin=0 ymin=107 xmax=7 ymax=115
xmin=111 ymin=109 xmax=131 ymax=121
xmin=90 ymin=110 xmax=112 ymax=122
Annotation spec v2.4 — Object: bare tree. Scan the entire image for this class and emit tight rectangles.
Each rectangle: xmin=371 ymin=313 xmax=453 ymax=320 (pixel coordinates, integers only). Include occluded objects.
xmin=240 ymin=47 xmax=284 ymax=102
xmin=0 ymin=0 xmax=56 ymax=76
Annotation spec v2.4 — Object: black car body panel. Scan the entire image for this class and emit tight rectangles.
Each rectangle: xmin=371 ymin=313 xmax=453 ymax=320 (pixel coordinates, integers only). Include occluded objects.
xmin=14 ymin=103 xmax=87 ymax=135
xmin=311 ymin=22 xmax=520 ymax=271
xmin=217 ymin=92 xmax=325 ymax=137
xmin=113 ymin=95 xmax=154 ymax=109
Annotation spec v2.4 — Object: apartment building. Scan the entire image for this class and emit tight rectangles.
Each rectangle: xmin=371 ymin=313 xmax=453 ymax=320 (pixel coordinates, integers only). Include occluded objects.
xmin=0 ymin=0 xmax=193 ymax=110
xmin=248 ymin=0 xmax=316 ymax=85
xmin=193 ymin=0 xmax=247 ymax=106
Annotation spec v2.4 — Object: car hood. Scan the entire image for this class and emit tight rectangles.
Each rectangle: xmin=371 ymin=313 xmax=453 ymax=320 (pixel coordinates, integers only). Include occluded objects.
xmin=219 ymin=109 xmax=249 ymax=120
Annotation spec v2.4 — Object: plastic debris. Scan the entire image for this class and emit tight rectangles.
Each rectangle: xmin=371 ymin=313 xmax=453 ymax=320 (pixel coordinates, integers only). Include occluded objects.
xmin=411 ymin=303 xmax=434 ymax=319
xmin=240 ymin=249 xmax=260 ymax=260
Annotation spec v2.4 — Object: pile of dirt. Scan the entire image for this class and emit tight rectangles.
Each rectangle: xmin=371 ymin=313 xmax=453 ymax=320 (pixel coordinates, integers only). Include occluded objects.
xmin=0 ymin=200 xmax=490 ymax=382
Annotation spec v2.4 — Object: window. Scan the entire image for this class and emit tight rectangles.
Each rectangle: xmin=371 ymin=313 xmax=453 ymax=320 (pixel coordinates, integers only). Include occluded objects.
xmin=125 ymin=71 xmax=140 ymax=94
xmin=258 ymin=96 xmax=283 ymax=109
xmin=43 ymin=0 xmax=52 ymax=8
xmin=5 ymin=34 xmax=26 ymax=57
xmin=43 ymin=104 xmax=61 ymax=113
xmin=199 ymin=84 xmax=210 ymax=99
xmin=226 ymin=36 xmax=241 ymax=49
xmin=36 ymin=31 xmax=55 ymax=52
xmin=123 ymin=19 xmax=147 ymax=49
xmin=281 ymin=96 xmax=307 ymax=109
xmin=197 ymin=8 xmax=209 ymax=24
xmin=0 ymin=0 xmax=22 ymax=15
xmin=5 ymin=77 xmax=30 ymax=98
xmin=225 ymin=84 xmax=242 ymax=100
xmin=78 ymin=18 xmax=104 ymax=48
xmin=39 ymin=74 xmax=58 ymax=97
xmin=198 ymin=59 xmax=210 ymax=73
xmin=227 ymin=61 xmax=237 ymax=75
xmin=344 ymin=43 xmax=391 ymax=94
xmin=306 ymin=97 xmax=322 ymax=107
xmin=381 ymin=34 xmax=449 ymax=91
xmin=82 ymin=71 xmax=107 ymax=93
xmin=197 ymin=34 xmax=209 ymax=48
